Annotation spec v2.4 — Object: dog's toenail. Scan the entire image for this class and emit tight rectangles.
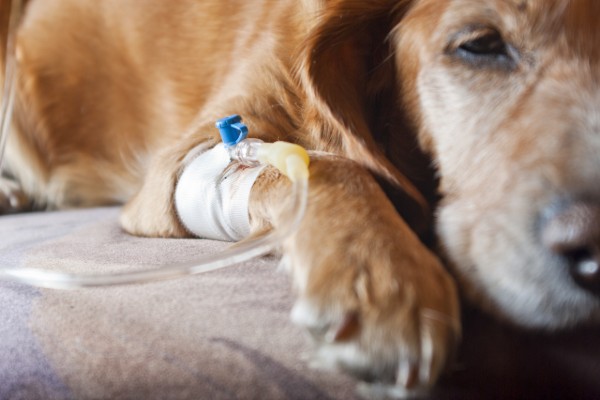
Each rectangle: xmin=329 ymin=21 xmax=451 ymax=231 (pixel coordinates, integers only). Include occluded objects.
xmin=397 ymin=360 xmax=419 ymax=389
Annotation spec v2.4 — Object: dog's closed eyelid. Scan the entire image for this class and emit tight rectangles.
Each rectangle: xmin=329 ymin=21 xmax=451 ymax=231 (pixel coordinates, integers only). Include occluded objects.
xmin=444 ymin=26 xmax=519 ymax=71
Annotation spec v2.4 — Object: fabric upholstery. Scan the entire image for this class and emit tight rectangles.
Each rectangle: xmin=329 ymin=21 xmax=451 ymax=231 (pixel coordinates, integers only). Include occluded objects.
xmin=1 ymin=208 xmax=599 ymax=399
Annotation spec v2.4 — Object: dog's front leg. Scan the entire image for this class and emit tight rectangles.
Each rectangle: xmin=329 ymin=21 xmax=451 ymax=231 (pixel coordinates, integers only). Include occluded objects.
xmin=121 ymin=133 xmax=460 ymax=392
xmin=250 ymin=155 xmax=460 ymax=392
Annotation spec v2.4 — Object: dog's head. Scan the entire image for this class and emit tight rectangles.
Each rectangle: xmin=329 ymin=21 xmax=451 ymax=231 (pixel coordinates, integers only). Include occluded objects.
xmin=302 ymin=0 xmax=600 ymax=329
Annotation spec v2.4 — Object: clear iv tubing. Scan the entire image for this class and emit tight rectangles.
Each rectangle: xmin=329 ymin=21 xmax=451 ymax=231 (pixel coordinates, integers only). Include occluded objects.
xmin=0 ymin=0 xmax=310 ymax=289
xmin=0 ymin=173 xmax=308 ymax=289
xmin=0 ymin=0 xmax=21 ymax=171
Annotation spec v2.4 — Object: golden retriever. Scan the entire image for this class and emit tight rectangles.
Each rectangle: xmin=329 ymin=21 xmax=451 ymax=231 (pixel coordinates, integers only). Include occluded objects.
xmin=1 ymin=0 xmax=599 ymax=393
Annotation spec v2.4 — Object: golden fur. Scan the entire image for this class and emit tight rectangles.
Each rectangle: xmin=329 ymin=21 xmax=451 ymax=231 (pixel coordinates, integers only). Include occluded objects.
xmin=2 ymin=0 xmax=599 ymax=391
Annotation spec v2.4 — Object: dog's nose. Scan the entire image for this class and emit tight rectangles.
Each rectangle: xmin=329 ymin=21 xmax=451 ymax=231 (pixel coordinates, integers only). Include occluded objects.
xmin=542 ymin=200 xmax=600 ymax=294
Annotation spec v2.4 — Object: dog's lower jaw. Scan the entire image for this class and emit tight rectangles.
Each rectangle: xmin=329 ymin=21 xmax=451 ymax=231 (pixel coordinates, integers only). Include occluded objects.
xmin=250 ymin=157 xmax=460 ymax=392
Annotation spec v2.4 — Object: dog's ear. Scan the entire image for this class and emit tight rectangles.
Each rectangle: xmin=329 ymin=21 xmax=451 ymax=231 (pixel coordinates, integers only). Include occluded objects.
xmin=298 ymin=1 xmax=433 ymax=228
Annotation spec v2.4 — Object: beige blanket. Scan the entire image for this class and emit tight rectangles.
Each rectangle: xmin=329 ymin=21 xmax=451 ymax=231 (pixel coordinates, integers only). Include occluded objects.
xmin=1 ymin=207 xmax=599 ymax=399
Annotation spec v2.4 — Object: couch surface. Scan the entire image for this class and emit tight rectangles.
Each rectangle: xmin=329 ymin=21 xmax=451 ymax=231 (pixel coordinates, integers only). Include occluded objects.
xmin=1 ymin=207 xmax=599 ymax=399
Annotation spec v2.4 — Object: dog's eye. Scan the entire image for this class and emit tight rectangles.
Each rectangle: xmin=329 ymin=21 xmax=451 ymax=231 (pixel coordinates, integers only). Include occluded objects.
xmin=459 ymin=32 xmax=505 ymax=56
xmin=449 ymin=27 xmax=517 ymax=70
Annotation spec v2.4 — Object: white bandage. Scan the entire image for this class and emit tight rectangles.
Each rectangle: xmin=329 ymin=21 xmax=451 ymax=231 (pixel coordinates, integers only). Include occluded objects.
xmin=175 ymin=144 xmax=266 ymax=241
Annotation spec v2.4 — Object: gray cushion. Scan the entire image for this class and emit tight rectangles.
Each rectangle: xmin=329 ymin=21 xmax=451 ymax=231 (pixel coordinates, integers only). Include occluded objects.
xmin=0 ymin=208 xmax=357 ymax=399
xmin=2 ymin=208 xmax=600 ymax=399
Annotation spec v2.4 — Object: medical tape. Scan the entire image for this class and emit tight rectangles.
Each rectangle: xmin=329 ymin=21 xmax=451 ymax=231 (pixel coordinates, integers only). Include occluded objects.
xmin=175 ymin=143 xmax=266 ymax=241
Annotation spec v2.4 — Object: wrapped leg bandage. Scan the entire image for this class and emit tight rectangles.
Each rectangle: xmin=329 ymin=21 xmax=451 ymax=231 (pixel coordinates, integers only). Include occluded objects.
xmin=175 ymin=143 xmax=267 ymax=241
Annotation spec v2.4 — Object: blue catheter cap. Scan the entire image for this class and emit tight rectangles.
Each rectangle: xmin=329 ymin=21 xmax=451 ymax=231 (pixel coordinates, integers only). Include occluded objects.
xmin=215 ymin=114 xmax=248 ymax=147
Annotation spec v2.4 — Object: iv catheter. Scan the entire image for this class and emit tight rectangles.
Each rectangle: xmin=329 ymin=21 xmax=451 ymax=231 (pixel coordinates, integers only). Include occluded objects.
xmin=0 ymin=0 xmax=310 ymax=289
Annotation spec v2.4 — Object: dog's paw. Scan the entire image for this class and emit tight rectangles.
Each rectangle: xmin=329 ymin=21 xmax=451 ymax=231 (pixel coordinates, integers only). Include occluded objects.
xmin=119 ymin=159 xmax=189 ymax=238
xmin=120 ymin=188 xmax=188 ymax=238
xmin=0 ymin=177 xmax=30 ymax=213
xmin=286 ymin=219 xmax=460 ymax=395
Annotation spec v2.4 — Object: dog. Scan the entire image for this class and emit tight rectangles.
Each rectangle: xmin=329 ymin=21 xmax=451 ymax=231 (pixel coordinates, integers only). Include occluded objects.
xmin=1 ymin=0 xmax=600 ymax=393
